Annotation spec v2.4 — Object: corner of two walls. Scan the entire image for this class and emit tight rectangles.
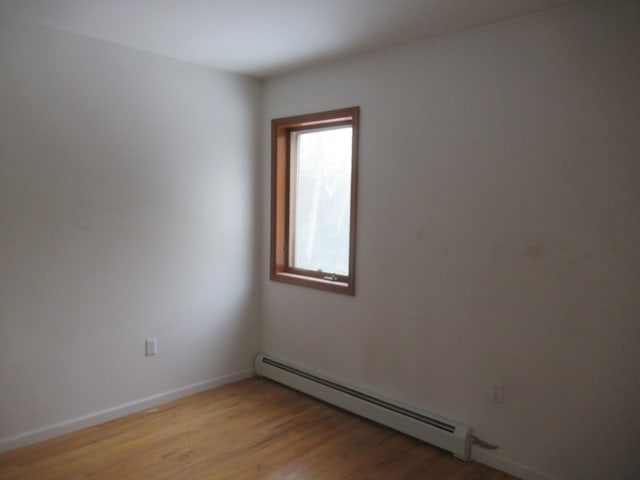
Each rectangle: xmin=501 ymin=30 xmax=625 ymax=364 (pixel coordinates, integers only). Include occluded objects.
xmin=2 ymin=2 xmax=640 ymax=480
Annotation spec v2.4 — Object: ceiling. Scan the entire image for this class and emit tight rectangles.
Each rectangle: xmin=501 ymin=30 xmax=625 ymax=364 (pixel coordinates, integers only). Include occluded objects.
xmin=0 ymin=0 xmax=577 ymax=78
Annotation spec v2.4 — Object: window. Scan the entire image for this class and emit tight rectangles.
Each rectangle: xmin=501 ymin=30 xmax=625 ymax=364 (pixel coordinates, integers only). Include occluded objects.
xmin=270 ymin=107 xmax=359 ymax=295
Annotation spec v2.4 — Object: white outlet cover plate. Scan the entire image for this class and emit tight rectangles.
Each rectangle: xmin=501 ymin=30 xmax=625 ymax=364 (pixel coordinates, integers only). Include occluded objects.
xmin=145 ymin=338 xmax=157 ymax=356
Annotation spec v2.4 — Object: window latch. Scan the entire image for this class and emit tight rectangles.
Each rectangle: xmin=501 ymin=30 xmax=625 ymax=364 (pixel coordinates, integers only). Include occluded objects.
xmin=323 ymin=273 xmax=338 ymax=281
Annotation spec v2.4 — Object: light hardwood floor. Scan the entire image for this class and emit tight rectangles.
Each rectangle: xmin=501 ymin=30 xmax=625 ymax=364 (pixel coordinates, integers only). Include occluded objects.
xmin=0 ymin=378 xmax=519 ymax=479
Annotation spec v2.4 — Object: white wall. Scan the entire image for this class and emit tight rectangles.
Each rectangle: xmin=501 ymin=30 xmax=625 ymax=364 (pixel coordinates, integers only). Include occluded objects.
xmin=261 ymin=2 xmax=640 ymax=480
xmin=0 ymin=18 xmax=262 ymax=447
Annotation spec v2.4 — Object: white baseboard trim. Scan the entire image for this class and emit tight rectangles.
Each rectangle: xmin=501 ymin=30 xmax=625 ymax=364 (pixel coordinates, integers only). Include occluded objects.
xmin=0 ymin=368 xmax=254 ymax=453
xmin=473 ymin=449 xmax=561 ymax=480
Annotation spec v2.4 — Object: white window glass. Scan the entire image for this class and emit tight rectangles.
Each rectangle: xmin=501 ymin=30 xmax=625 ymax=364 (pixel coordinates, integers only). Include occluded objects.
xmin=290 ymin=126 xmax=352 ymax=275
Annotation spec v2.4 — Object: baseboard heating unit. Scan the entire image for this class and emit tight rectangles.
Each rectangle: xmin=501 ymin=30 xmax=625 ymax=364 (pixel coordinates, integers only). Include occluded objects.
xmin=254 ymin=353 xmax=473 ymax=460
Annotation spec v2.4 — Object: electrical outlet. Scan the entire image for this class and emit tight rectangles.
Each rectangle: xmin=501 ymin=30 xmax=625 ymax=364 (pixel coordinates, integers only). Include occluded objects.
xmin=145 ymin=338 xmax=157 ymax=356
xmin=490 ymin=383 xmax=504 ymax=403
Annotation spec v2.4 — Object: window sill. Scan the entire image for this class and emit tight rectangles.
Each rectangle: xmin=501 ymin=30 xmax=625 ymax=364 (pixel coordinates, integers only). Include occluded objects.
xmin=271 ymin=271 xmax=354 ymax=296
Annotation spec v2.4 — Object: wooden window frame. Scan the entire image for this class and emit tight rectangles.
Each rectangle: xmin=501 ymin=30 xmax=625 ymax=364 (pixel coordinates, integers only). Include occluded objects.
xmin=270 ymin=106 xmax=359 ymax=295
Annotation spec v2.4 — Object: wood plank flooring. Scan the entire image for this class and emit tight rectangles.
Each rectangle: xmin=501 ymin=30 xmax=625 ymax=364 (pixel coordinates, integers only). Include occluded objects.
xmin=0 ymin=378 xmax=519 ymax=479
